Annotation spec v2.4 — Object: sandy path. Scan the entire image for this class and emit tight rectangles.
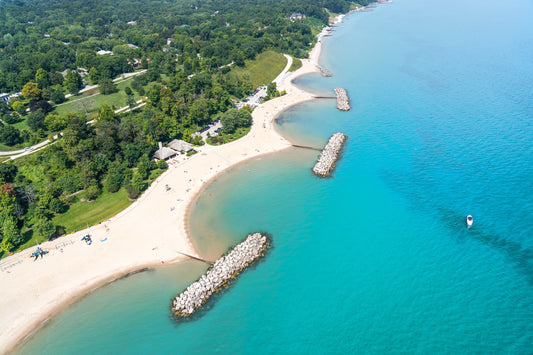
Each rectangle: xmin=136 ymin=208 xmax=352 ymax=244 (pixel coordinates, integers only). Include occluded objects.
xmin=0 ymin=19 xmax=340 ymax=353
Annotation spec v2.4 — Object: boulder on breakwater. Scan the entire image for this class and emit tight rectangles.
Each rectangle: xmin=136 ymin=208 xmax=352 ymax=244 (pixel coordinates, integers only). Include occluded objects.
xmin=312 ymin=133 xmax=347 ymax=177
xmin=172 ymin=233 xmax=270 ymax=318
xmin=320 ymin=67 xmax=332 ymax=77
xmin=334 ymin=88 xmax=350 ymax=111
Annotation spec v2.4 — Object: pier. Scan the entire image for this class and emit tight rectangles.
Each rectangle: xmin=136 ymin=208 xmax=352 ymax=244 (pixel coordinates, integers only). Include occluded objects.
xmin=312 ymin=133 xmax=347 ymax=176
xmin=292 ymin=144 xmax=323 ymax=151
xmin=172 ymin=233 xmax=270 ymax=318
xmin=334 ymin=88 xmax=350 ymax=111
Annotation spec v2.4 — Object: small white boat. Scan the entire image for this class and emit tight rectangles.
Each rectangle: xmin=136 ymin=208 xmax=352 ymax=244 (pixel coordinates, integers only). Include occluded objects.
xmin=466 ymin=215 xmax=473 ymax=227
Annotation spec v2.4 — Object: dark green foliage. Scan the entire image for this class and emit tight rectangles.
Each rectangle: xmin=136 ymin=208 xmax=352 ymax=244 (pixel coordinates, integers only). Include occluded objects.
xmin=104 ymin=162 xmax=124 ymax=193
xmin=0 ymin=164 xmax=18 ymax=183
xmin=49 ymin=198 xmax=67 ymax=214
xmin=126 ymin=184 xmax=140 ymax=200
xmin=3 ymin=217 xmax=23 ymax=246
xmin=0 ymin=0 xmax=367 ymax=253
xmin=84 ymin=184 xmax=101 ymax=201
xmin=49 ymin=85 xmax=66 ymax=104
xmin=156 ymin=159 xmax=168 ymax=170
xmin=33 ymin=218 xmax=56 ymax=239
xmin=27 ymin=110 xmax=46 ymax=131
xmin=29 ymin=100 xmax=53 ymax=114
xmin=64 ymin=70 xmax=83 ymax=95
xmin=2 ymin=112 xmax=22 ymax=124
xmin=221 ymin=108 xmax=253 ymax=134
xmin=0 ymin=125 xmax=23 ymax=146
xmin=98 ymin=78 xmax=118 ymax=95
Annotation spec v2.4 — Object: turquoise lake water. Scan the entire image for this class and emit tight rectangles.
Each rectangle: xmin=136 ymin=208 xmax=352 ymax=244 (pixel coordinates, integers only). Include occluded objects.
xmin=17 ymin=0 xmax=533 ymax=353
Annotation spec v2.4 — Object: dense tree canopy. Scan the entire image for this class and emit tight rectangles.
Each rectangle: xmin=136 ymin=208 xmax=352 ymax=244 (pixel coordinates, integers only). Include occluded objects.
xmin=0 ymin=0 xmax=371 ymax=252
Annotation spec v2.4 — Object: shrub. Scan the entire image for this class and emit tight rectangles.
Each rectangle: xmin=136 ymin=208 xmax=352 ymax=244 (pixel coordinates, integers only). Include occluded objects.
xmin=49 ymin=198 xmax=66 ymax=214
xmin=84 ymin=184 xmax=100 ymax=201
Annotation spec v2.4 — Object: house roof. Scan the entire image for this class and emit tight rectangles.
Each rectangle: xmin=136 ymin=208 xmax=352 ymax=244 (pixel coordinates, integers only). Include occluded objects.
xmin=153 ymin=147 xmax=177 ymax=160
xmin=168 ymin=139 xmax=193 ymax=152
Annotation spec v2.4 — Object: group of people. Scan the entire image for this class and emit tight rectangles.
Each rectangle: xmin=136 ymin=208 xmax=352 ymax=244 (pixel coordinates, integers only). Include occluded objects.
xmin=31 ymin=247 xmax=48 ymax=261
xmin=81 ymin=235 xmax=92 ymax=245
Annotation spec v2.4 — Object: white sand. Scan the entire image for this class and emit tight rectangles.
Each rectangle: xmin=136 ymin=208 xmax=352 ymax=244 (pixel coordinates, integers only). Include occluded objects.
xmin=0 ymin=18 xmax=340 ymax=353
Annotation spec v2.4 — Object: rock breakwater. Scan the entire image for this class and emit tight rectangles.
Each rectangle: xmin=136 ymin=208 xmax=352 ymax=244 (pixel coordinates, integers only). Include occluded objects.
xmin=319 ymin=67 xmax=332 ymax=77
xmin=312 ymin=133 xmax=347 ymax=177
xmin=172 ymin=233 xmax=270 ymax=317
xmin=334 ymin=88 xmax=350 ymax=111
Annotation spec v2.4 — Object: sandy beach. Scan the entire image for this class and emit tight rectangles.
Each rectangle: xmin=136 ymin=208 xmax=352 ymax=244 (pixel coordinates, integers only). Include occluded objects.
xmin=0 ymin=17 xmax=341 ymax=353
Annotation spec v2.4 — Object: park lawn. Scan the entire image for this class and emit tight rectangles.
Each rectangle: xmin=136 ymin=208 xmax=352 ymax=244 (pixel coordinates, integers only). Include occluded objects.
xmin=0 ymin=142 xmax=19 ymax=151
xmin=52 ymin=188 xmax=133 ymax=233
xmin=289 ymin=56 xmax=303 ymax=72
xmin=54 ymin=79 xmax=141 ymax=117
xmin=11 ymin=119 xmax=31 ymax=131
xmin=229 ymin=50 xmax=287 ymax=88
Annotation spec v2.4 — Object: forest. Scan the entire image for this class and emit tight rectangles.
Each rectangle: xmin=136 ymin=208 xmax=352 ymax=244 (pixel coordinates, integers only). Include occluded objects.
xmin=0 ymin=0 xmax=371 ymax=254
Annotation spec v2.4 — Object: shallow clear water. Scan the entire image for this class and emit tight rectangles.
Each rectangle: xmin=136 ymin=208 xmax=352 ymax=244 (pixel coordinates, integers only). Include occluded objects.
xmin=18 ymin=0 xmax=533 ymax=353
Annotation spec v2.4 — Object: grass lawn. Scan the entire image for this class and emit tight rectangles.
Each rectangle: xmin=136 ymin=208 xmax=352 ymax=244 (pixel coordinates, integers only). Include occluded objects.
xmin=289 ymin=57 xmax=303 ymax=72
xmin=11 ymin=119 xmax=31 ymax=131
xmin=0 ymin=142 xmax=19 ymax=152
xmin=229 ymin=51 xmax=287 ymax=88
xmin=54 ymin=78 xmax=142 ymax=117
xmin=52 ymin=188 xmax=133 ymax=233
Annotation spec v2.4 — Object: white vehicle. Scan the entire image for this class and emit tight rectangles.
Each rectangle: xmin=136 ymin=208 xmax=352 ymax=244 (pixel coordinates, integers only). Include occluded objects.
xmin=466 ymin=215 xmax=473 ymax=227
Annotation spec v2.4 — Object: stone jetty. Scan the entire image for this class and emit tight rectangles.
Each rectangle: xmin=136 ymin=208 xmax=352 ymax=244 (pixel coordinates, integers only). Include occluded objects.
xmin=334 ymin=88 xmax=350 ymax=111
xmin=319 ymin=67 xmax=332 ymax=77
xmin=312 ymin=133 xmax=347 ymax=176
xmin=172 ymin=233 xmax=270 ymax=317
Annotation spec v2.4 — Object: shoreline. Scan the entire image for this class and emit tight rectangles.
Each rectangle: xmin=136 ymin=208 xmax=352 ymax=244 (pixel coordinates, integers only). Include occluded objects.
xmin=0 ymin=15 xmax=343 ymax=354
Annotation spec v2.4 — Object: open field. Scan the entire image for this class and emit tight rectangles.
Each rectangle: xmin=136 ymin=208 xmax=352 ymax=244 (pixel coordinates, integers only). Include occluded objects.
xmin=229 ymin=51 xmax=287 ymax=88
xmin=54 ymin=78 xmax=142 ymax=117
xmin=52 ymin=188 xmax=133 ymax=233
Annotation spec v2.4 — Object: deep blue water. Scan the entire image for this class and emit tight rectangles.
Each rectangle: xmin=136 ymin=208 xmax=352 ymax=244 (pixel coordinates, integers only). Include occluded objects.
xmin=17 ymin=0 xmax=533 ymax=353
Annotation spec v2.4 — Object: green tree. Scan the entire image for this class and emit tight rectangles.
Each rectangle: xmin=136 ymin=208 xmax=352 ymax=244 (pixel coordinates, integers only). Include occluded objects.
xmin=21 ymin=82 xmax=42 ymax=101
xmin=97 ymin=104 xmax=117 ymax=122
xmin=136 ymin=154 xmax=150 ymax=179
xmin=98 ymin=78 xmax=118 ymax=95
xmin=3 ymin=217 xmax=22 ymax=247
xmin=0 ymin=164 xmax=18 ymax=183
xmin=104 ymin=163 xmax=124 ymax=193
xmin=11 ymin=101 xmax=25 ymax=115
xmin=84 ymin=184 xmax=100 ymax=201
xmin=49 ymin=85 xmax=66 ymax=104
xmin=35 ymin=68 xmax=51 ymax=89
xmin=126 ymin=94 xmax=136 ymax=108
xmin=49 ymin=198 xmax=66 ymax=214
xmin=27 ymin=110 xmax=46 ymax=131
xmin=141 ymin=57 xmax=149 ymax=69
xmin=0 ymin=125 xmax=23 ymax=146
xmin=64 ymin=69 xmax=83 ymax=95
xmin=88 ymin=67 xmax=99 ymax=84
xmin=44 ymin=113 xmax=69 ymax=132
xmin=130 ymin=170 xmax=145 ymax=192
xmin=221 ymin=108 xmax=252 ymax=134
xmin=267 ymin=81 xmax=278 ymax=98
xmin=33 ymin=218 xmax=56 ymax=239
